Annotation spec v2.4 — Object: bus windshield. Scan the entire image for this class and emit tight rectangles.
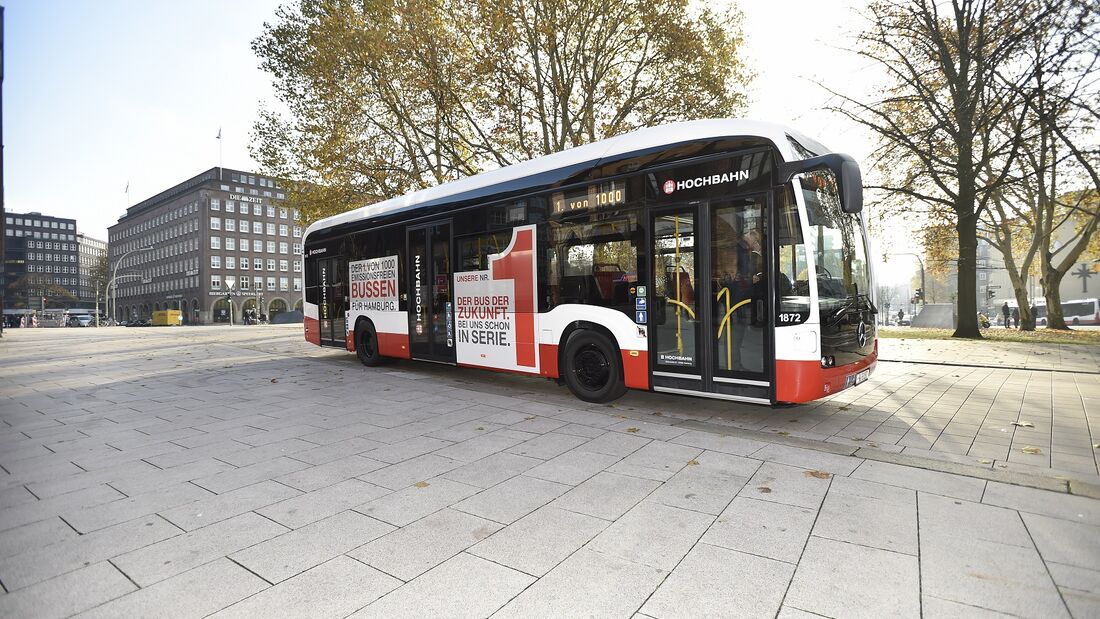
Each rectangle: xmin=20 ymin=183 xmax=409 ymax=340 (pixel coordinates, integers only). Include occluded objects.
xmin=800 ymin=170 xmax=872 ymax=319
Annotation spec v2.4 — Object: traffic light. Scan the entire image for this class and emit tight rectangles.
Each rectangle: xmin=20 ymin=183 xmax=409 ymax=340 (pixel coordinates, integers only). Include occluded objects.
xmin=914 ymin=288 xmax=923 ymax=302
xmin=987 ymin=289 xmax=996 ymax=299
xmin=224 ymin=294 xmax=231 ymax=303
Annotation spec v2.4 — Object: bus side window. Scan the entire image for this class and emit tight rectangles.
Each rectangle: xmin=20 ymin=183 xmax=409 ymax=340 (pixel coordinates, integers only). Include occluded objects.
xmin=546 ymin=211 xmax=640 ymax=315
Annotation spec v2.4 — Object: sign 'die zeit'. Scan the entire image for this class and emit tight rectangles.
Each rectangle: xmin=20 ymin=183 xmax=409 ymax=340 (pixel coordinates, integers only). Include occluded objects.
xmin=349 ymin=256 xmax=398 ymax=312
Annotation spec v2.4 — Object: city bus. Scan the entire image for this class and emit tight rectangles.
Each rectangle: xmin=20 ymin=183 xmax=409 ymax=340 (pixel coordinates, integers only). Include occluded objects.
xmin=303 ymin=119 xmax=877 ymax=404
xmin=1031 ymin=298 xmax=1099 ymax=326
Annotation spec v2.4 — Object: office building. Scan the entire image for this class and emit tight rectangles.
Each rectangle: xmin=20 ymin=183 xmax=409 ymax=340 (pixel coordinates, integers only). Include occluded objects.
xmin=76 ymin=232 xmax=108 ymax=308
xmin=107 ymin=167 xmax=303 ymax=324
xmin=2 ymin=211 xmax=81 ymax=311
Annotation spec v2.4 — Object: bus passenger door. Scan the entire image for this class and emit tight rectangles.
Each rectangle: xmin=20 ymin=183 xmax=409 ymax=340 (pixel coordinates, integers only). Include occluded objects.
xmin=649 ymin=196 xmax=773 ymax=404
xmin=317 ymin=256 xmax=348 ymax=347
xmin=407 ymin=221 xmax=456 ymax=363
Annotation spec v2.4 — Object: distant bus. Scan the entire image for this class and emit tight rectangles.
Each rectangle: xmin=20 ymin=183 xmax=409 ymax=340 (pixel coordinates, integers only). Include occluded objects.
xmin=1023 ymin=298 xmax=1099 ymax=326
xmin=302 ymin=120 xmax=876 ymax=405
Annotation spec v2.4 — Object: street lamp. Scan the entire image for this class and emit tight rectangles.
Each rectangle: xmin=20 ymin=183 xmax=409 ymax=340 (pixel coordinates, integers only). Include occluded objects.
xmin=224 ymin=276 xmax=237 ymax=326
xmin=108 ymin=246 xmax=153 ymax=324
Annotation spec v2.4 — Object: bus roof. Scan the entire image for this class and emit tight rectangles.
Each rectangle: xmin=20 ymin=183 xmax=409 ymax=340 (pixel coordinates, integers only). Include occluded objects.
xmin=305 ymin=118 xmax=822 ymax=240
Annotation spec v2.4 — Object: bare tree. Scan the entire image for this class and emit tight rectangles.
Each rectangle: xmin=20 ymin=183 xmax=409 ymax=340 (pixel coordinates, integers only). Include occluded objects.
xmin=829 ymin=0 xmax=1058 ymax=338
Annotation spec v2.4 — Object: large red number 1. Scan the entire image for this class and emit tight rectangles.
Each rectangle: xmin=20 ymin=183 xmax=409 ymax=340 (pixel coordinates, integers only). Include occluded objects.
xmin=491 ymin=226 xmax=536 ymax=368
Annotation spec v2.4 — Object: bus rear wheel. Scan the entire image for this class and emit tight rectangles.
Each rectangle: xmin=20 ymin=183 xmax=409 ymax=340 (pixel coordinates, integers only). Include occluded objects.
xmin=355 ymin=320 xmax=389 ymax=367
xmin=562 ymin=330 xmax=627 ymax=403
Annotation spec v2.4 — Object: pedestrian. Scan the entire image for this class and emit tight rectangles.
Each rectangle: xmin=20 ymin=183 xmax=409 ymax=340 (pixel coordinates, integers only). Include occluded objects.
xmin=1001 ymin=302 xmax=1010 ymax=327
xmin=897 ymin=308 xmax=904 ymax=325
xmin=1011 ymin=306 xmax=1020 ymax=329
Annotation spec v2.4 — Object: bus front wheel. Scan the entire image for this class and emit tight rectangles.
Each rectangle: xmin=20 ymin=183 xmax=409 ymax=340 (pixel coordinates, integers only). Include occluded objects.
xmin=355 ymin=320 xmax=389 ymax=367
xmin=562 ymin=330 xmax=627 ymax=403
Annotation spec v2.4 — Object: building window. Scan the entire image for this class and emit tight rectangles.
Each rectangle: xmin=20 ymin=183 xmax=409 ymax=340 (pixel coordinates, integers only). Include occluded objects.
xmin=210 ymin=217 xmax=221 ymax=230
xmin=278 ymin=193 xmax=286 ymax=200
xmin=279 ymin=224 xmax=288 ymax=237
xmin=253 ymin=204 xmax=262 ymax=216
xmin=211 ymin=255 xmax=221 ymax=269
xmin=267 ymin=277 xmax=276 ymax=291
xmin=240 ymin=277 xmax=250 ymax=290
xmin=211 ymin=275 xmax=222 ymax=289
xmin=279 ymin=207 xmax=288 ymax=219
xmin=226 ymin=238 xmax=236 ymax=251
xmin=221 ymin=184 xmax=230 ymax=191
xmin=279 ymin=259 xmax=288 ymax=272
xmin=293 ymin=243 xmax=302 ymax=255
xmin=293 ymin=277 xmax=301 ymax=291
xmin=211 ymin=199 xmax=221 ymax=211
xmin=279 ymin=242 xmax=288 ymax=254
xmin=226 ymin=200 xmax=236 ymax=213
xmin=253 ymin=222 xmax=263 ymax=234
xmin=210 ymin=236 xmax=221 ymax=249
xmin=226 ymin=257 xmax=236 ymax=269
xmin=293 ymin=260 xmax=301 ymax=272
xmin=279 ymin=277 xmax=288 ymax=291
xmin=293 ymin=226 xmax=302 ymax=237
xmin=253 ymin=239 xmax=263 ymax=252
xmin=254 ymin=257 xmax=263 ymax=270
xmin=266 ymin=223 xmax=276 ymax=236
xmin=266 ymin=241 xmax=276 ymax=253
xmin=240 ymin=219 xmax=248 ymax=231
xmin=249 ymin=176 xmax=256 ymax=185
xmin=267 ymin=259 xmax=276 ymax=271
xmin=265 ymin=205 xmax=274 ymax=218
xmin=240 ymin=256 xmax=249 ymax=270
xmin=225 ymin=219 xmax=236 ymax=232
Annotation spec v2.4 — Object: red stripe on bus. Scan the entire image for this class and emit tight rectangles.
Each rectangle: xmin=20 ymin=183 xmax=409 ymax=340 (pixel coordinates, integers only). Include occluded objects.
xmin=539 ymin=344 xmax=559 ymax=378
xmin=775 ymin=345 xmax=877 ymax=403
xmin=377 ymin=332 xmax=411 ymax=359
xmin=304 ymin=316 xmax=320 ymax=345
xmin=622 ymin=350 xmax=649 ymax=390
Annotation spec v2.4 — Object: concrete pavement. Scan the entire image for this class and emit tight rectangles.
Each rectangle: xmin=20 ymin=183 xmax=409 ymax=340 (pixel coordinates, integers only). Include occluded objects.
xmin=0 ymin=326 xmax=1098 ymax=618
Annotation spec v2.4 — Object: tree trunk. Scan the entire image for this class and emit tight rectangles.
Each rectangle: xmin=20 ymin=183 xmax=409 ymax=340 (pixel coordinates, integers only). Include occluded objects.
xmin=953 ymin=209 xmax=982 ymax=339
xmin=1043 ymin=271 xmax=1070 ymax=330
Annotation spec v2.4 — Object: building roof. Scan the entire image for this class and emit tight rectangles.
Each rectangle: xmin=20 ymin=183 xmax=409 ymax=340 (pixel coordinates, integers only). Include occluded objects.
xmin=305 ymin=119 xmax=826 ymax=240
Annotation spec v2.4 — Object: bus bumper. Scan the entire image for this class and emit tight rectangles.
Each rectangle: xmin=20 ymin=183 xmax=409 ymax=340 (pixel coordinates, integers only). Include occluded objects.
xmin=775 ymin=342 xmax=878 ymax=404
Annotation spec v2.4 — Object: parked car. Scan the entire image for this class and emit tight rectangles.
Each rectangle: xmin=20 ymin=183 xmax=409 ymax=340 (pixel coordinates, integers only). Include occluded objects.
xmin=67 ymin=315 xmax=93 ymax=327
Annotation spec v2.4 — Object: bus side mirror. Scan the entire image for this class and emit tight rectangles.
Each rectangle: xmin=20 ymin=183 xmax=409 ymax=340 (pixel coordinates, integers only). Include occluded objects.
xmin=779 ymin=153 xmax=863 ymax=214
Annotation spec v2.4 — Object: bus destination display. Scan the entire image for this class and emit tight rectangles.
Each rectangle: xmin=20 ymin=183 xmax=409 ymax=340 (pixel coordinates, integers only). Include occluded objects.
xmin=552 ymin=181 xmax=626 ymax=214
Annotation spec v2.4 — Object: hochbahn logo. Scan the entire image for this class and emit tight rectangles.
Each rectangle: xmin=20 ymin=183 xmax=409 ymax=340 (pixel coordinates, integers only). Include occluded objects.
xmin=662 ymin=170 xmax=751 ymax=194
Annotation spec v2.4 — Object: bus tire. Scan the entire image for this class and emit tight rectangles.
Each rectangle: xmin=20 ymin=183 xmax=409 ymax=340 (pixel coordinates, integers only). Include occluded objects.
xmin=562 ymin=330 xmax=627 ymax=403
xmin=355 ymin=320 xmax=388 ymax=367
xmin=1072 ymin=317 xmax=1080 ymax=326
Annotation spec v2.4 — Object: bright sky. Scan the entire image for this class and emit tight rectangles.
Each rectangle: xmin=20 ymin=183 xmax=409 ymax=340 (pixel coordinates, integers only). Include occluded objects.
xmin=3 ymin=0 xmax=920 ymax=284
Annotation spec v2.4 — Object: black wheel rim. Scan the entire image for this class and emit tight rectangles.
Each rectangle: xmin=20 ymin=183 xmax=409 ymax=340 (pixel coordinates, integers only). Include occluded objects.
xmin=362 ymin=331 xmax=376 ymax=357
xmin=574 ymin=345 xmax=610 ymax=391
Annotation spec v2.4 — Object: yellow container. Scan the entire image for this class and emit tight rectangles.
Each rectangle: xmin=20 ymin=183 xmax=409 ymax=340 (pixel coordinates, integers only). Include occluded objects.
xmin=152 ymin=310 xmax=182 ymax=326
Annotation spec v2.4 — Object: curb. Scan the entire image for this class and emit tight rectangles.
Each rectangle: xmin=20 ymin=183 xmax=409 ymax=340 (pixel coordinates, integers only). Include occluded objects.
xmin=879 ymin=358 xmax=1100 ymax=375
xmin=605 ymin=408 xmax=1100 ymax=499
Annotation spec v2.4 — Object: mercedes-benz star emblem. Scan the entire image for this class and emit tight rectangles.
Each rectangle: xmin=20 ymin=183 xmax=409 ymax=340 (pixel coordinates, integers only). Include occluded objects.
xmin=856 ymin=321 xmax=868 ymax=347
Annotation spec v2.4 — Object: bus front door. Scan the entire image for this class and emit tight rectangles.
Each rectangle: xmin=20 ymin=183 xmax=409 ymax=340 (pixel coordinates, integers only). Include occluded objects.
xmin=407 ymin=221 xmax=456 ymax=363
xmin=650 ymin=196 xmax=773 ymax=404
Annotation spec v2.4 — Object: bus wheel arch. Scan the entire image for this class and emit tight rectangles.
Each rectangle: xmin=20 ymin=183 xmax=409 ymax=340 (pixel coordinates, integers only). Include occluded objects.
xmin=354 ymin=317 xmax=389 ymax=366
xmin=559 ymin=322 xmax=627 ymax=403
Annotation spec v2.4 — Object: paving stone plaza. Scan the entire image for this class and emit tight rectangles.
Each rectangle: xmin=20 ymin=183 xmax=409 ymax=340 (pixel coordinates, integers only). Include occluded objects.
xmin=0 ymin=326 xmax=1098 ymax=618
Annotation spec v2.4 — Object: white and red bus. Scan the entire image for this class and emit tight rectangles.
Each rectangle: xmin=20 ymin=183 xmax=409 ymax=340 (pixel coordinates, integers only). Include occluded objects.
xmin=303 ymin=119 xmax=877 ymax=404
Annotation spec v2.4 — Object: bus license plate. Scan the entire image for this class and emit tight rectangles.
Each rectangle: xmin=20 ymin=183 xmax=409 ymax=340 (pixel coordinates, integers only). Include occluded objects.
xmin=854 ymin=369 xmax=870 ymax=385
